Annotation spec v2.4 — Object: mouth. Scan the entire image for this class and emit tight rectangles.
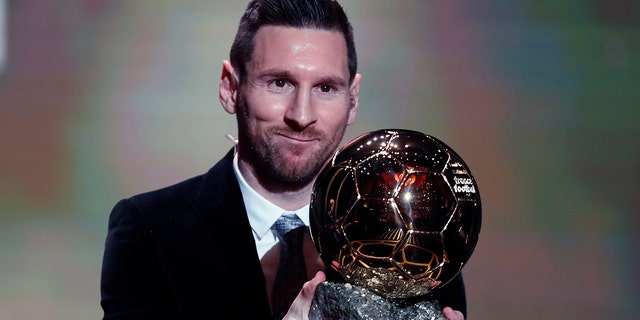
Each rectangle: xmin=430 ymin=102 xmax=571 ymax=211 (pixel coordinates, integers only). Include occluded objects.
xmin=276 ymin=130 xmax=319 ymax=144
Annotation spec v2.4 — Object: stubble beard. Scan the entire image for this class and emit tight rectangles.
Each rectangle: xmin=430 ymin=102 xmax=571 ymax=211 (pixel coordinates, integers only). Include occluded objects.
xmin=237 ymin=99 xmax=344 ymax=189
xmin=251 ymin=128 xmax=339 ymax=187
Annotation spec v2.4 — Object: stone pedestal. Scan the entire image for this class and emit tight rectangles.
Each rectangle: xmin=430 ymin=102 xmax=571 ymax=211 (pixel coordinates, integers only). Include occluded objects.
xmin=309 ymin=282 xmax=445 ymax=320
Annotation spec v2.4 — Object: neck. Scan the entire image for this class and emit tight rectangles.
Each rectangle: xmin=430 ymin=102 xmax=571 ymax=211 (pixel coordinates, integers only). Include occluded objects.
xmin=237 ymin=157 xmax=315 ymax=211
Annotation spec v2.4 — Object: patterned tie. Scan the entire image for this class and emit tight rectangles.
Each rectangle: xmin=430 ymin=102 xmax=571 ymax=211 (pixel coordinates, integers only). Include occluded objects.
xmin=270 ymin=213 xmax=308 ymax=320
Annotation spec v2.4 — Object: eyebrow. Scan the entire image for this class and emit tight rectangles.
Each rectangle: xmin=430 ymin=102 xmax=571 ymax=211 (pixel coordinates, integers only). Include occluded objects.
xmin=258 ymin=69 xmax=292 ymax=79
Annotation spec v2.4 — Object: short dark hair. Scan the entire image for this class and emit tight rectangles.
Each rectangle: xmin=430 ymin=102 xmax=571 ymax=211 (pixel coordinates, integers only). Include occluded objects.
xmin=230 ymin=0 xmax=357 ymax=84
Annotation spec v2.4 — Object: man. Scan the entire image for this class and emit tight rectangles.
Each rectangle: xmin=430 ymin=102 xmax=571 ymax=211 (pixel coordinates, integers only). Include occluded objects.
xmin=100 ymin=1 xmax=466 ymax=319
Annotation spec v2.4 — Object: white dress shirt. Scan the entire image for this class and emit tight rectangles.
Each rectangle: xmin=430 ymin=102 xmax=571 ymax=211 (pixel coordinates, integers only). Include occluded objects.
xmin=232 ymin=153 xmax=310 ymax=259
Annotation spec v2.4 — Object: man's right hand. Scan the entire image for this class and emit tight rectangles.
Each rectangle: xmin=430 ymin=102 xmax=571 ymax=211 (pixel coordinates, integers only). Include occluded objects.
xmin=282 ymin=271 xmax=326 ymax=320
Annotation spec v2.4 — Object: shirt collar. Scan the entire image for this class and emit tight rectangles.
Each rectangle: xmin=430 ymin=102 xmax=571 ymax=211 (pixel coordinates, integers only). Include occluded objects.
xmin=233 ymin=153 xmax=310 ymax=240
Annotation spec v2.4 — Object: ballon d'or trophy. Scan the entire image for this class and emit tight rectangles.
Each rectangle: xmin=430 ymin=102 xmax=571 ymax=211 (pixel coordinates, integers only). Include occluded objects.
xmin=309 ymin=129 xmax=481 ymax=319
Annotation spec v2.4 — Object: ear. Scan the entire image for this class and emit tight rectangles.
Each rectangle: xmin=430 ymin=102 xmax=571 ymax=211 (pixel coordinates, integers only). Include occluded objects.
xmin=219 ymin=60 xmax=239 ymax=114
xmin=346 ymin=73 xmax=362 ymax=125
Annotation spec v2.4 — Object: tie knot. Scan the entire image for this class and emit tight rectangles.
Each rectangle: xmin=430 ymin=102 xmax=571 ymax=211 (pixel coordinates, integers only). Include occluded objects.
xmin=272 ymin=213 xmax=305 ymax=237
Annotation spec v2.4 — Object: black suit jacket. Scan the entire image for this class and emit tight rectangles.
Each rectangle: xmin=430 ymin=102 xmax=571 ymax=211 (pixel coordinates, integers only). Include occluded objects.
xmin=100 ymin=149 xmax=467 ymax=319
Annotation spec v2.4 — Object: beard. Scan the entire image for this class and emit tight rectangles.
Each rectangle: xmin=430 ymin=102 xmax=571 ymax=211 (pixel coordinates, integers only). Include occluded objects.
xmin=253 ymin=133 xmax=332 ymax=185
xmin=236 ymin=98 xmax=345 ymax=188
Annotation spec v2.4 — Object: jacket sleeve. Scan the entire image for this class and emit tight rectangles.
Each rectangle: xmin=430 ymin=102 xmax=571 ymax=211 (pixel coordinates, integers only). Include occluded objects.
xmin=432 ymin=272 xmax=467 ymax=318
xmin=100 ymin=198 xmax=176 ymax=320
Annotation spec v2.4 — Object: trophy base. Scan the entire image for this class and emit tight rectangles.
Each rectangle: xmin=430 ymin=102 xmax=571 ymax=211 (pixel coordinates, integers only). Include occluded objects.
xmin=309 ymin=281 xmax=445 ymax=320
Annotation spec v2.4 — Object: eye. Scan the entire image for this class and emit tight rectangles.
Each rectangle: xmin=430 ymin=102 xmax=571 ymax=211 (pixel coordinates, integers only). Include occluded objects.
xmin=318 ymin=84 xmax=334 ymax=93
xmin=273 ymin=79 xmax=287 ymax=88
xmin=267 ymin=79 xmax=294 ymax=93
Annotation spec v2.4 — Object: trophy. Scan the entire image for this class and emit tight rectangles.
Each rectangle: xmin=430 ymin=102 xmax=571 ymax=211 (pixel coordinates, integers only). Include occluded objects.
xmin=309 ymin=129 xmax=481 ymax=319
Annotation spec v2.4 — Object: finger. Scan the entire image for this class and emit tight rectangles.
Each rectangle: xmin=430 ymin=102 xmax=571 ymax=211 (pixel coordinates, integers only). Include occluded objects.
xmin=283 ymin=271 xmax=327 ymax=320
xmin=300 ymin=271 xmax=326 ymax=297
xmin=442 ymin=306 xmax=465 ymax=320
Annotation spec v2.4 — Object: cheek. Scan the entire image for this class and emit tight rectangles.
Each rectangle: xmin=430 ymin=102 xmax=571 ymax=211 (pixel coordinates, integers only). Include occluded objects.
xmin=318 ymin=105 xmax=352 ymax=126
xmin=244 ymin=94 xmax=289 ymax=121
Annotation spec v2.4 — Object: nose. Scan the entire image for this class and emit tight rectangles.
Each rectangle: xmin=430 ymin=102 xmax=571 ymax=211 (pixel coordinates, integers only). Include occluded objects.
xmin=284 ymin=90 xmax=317 ymax=130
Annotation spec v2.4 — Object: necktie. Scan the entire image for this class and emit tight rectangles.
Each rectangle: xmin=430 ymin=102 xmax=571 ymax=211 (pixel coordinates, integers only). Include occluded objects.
xmin=270 ymin=213 xmax=308 ymax=320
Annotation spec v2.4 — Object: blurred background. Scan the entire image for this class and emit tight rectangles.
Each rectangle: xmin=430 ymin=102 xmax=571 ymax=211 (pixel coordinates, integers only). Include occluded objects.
xmin=0 ymin=0 xmax=638 ymax=319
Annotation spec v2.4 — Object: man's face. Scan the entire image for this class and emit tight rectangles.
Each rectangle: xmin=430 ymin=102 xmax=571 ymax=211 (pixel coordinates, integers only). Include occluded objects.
xmin=236 ymin=25 xmax=359 ymax=186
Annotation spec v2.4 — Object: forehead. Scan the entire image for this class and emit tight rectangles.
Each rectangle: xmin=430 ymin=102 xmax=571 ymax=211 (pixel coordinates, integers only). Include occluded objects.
xmin=250 ymin=25 xmax=348 ymax=75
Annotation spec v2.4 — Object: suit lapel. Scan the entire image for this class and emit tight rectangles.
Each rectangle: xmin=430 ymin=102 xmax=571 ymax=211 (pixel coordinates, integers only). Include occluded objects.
xmin=191 ymin=149 xmax=271 ymax=314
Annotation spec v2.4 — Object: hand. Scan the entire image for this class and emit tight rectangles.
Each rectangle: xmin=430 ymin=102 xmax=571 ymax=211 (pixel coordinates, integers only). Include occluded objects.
xmin=282 ymin=271 xmax=326 ymax=320
xmin=442 ymin=306 xmax=465 ymax=320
